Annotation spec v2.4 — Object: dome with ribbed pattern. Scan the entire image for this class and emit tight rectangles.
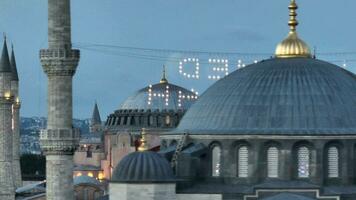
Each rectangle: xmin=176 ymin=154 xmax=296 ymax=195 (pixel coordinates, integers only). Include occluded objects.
xmin=174 ymin=58 xmax=356 ymax=135
xmin=111 ymin=151 xmax=175 ymax=183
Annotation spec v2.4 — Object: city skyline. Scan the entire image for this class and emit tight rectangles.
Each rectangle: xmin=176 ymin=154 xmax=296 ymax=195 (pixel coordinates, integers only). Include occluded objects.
xmin=0 ymin=0 xmax=356 ymax=119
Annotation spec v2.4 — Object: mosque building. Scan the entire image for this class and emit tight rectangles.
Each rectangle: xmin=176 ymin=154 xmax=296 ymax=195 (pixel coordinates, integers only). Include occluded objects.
xmin=108 ymin=0 xmax=356 ymax=200
xmin=72 ymin=67 xmax=198 ymax=188
xmin=4 ymin=0 xmax=351 ymax=199
xmin=74 ymin=102 xmax=105 ymax=181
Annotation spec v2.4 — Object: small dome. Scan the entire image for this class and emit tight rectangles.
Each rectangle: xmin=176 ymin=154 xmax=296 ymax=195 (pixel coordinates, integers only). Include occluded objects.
xmin=275 ymin=32 xmax=311 ymax=58
xmin=111 ymin=151 xmax=175 ymax=183
xmin=74 ymin=175 xmax=101 ymax=186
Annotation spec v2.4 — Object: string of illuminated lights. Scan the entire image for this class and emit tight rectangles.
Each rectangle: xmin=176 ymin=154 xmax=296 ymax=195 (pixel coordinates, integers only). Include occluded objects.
xmin=73 ymin=42 xmax=356 ymax=108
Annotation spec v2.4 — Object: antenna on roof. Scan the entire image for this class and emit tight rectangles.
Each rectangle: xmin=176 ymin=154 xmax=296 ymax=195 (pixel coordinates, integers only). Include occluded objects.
xmin=313 ymin=46 xmax=317 ymax=59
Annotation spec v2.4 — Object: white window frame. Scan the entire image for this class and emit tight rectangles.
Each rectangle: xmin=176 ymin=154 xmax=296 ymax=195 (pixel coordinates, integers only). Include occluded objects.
xmin=212 ymin=145 xmax=221 ymax=177
xmin=328 ymin=146 xmax=339 ymax=178
xmin=238 ymin=146 xmax=249 ymax=178
xmin=267 ymin=146 xmax=279 ymax=178
xmin=297 ymin=146 xmax=310 ymax=178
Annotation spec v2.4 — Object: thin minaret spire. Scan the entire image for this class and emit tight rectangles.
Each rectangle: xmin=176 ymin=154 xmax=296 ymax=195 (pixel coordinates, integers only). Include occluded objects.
xmin=160 ymin=65 xmax=168 ymax=84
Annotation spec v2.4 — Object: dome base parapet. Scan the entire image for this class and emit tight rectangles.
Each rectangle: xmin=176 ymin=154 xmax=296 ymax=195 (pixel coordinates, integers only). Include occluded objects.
xmin=40 ymin=128 xmax=80 ymax=155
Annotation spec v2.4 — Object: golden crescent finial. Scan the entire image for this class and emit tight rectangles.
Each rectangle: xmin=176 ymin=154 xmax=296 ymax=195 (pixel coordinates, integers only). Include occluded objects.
xmin=288 ymin=0 xmax=298 ymax=33
xmin=275 ymin=0 xmax=311 ymax=58
xmin=160 ymin=65 xmax=168 ymax=84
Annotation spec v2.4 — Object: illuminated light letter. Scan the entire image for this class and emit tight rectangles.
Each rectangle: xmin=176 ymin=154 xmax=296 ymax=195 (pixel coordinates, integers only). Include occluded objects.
xmin=178 ymin=58 xmax=200 ymax=79
xmin=147 ymin=84 xmax=171 ymax=107
xmin=147 ymin=85 xmax=153 ymax=105
xmin=178 ymin=90 xmax=198 ymax=108
xmin=208 ymin=58 xmax=229 ymax=80
xmin=237 ymin=59 xmax=247 ymax=69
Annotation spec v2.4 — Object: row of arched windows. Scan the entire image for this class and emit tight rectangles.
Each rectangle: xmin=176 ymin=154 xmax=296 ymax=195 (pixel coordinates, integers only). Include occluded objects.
xmin=211 ymin=145 xmax=340 ymax=178
xmin=106 ymin=114 xmax=174 ymax=127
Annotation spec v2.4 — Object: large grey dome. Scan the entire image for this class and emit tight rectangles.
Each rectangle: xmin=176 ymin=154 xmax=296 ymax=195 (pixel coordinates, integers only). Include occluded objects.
xmin=175 ymin=58 xmax=356 ymax=135
xmin=111 ymin=151 xmax=175 ymax=183
xmin=119 ymin=82 xmax=197 ymax=111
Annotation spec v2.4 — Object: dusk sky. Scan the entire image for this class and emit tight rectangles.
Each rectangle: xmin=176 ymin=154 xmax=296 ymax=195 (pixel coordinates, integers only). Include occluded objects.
xmin=0 ymin=0 xmax=355 ymax=119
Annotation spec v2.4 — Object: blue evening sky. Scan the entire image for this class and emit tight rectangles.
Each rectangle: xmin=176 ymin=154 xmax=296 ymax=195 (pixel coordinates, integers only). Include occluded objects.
xmin=0 ymin=0 xmax=355 ymax=119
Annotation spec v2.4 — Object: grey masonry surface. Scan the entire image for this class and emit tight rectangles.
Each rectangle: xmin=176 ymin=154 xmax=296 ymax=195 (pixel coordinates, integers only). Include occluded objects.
xmin=39 ymin=0 xmax=80 ymax=200
xmin=11 ymin=49 xmax=22 ymax=188
xmin=0 ymin=42 xmax=15 ymax=200
xmin=0 ymin=97 xmax=14 ymax=200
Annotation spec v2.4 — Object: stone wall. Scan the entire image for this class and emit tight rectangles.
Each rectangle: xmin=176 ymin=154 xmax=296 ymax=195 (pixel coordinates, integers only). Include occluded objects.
xmin=74 ymin=151 xmax=104 ymax=167
xmin=161 ymin=135 xmax=356 ymax=186
xmin=177 ymin=194 xmax=222 ymax=200
xmin=109 ymin=183 xmax=176 ymax=200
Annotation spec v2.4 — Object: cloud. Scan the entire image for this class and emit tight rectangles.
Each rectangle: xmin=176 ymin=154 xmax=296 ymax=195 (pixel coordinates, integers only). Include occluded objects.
xmin=226 ymin=26 xmax=268 ymax=42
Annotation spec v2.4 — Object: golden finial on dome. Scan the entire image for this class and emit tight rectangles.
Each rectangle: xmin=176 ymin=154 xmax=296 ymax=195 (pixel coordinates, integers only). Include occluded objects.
xmin=138 ymin=128 xmax=149 ymax=152
xmin=275 ymin=0 xmax=311 ymax=58
xmin=160 ymin=65 xmax=168 ymax=84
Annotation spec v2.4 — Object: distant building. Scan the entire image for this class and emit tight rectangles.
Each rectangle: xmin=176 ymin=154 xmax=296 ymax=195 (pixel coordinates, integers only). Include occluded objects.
xmin=17 ymin=0 xmax=356 ymax=200
xmin=74 ymin=103 xmax=105 ymax=182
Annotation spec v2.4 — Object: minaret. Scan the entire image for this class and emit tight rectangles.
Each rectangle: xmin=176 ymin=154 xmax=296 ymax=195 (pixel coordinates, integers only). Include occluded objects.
xmin=10 ymin=45 xmax=22 ymax=188
xmin=39 ymin=0 xmax=80 ymax=199
xmin=0 ymin=37 xmax=15 ymax=200
xmin=90 ymin=102 xmax=102 ymax=133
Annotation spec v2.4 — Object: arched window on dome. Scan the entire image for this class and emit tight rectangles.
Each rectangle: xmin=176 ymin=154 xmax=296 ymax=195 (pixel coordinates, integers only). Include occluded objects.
xmin=328 ymin=146 xmax=339 ymax=178
xmin=165 ymin=115 xmax=171 ymax=126
xmin=157 ymin=116 xmax=162 ymax=127
xmin=238 ymin=146 xmax=249 ymax=178
xmin=298 ymin=146 xmax=310 ymax=178
xmin=123 ymin=116 xmax=128 ymax=125
xmin=148 ymin=115 xmax=154 ymax=126
xmin=267 ymin=146 xmax=279 ymax=178
xmin=138 ymin=116 xmax=143 ymax=125
xmin=211 ymin=145 xmax=221 ymax=177
xmin=130 ymin=116 xmax=135 ymax=125
xmin=112 ymin=117 xmax=118 ymax=125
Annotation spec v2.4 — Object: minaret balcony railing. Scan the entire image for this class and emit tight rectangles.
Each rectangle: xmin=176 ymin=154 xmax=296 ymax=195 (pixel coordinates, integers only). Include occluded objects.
xmin=40 ymin=49 xmax=80 ymax=60
xmin=40 ymin=128 xmax=80 ymax=155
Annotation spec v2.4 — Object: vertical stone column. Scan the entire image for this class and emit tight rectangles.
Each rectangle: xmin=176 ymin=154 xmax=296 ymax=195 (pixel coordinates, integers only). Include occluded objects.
xmin=11 ymin=66 xmax=22 ymax=188
xmin=0 ymin=96 xmax=14 ymax=200
xmin=12 ymin=100 xmax=22 ymax=188
xmin=0 ymin=40 xmax=15 ymax=199
xmin=40 ymin=0 xmax=80 ymax=200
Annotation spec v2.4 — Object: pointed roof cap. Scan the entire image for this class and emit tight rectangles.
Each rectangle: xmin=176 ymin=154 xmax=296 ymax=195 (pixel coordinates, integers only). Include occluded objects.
xmin=10 ymin=44 xmax=19 ymax=81
xmin=160 ymin=65 xmax=168 ymax=84
xmin=91 ymin=102 xmax=102 ymax=125
xmin=0 ymin=35 xmax=11 ymax=72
